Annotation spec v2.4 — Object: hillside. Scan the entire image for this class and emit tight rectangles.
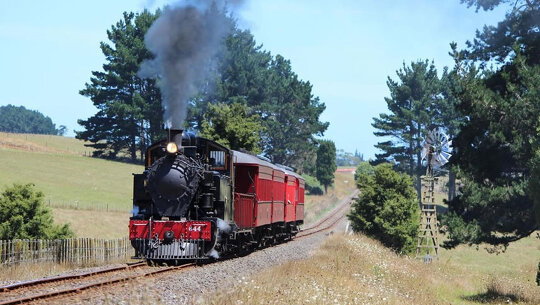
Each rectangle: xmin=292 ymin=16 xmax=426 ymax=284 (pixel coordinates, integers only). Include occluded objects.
xmin=0 ymin=134 xmax=142 ymax=211
xmin=0 ymin=132 xmax=141 ymax=238
xmin=0 ymin=132 xmax=96 ymax=155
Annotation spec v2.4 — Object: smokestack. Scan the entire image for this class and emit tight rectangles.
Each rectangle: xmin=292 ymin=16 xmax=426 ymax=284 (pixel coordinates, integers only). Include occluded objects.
xmin=168 ymin=129 xmax=184 ymax=148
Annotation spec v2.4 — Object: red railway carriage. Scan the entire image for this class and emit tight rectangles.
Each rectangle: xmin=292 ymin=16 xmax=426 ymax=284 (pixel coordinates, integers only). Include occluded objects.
xmin=232 ymin=152 xmax=303 ymax=233
xmin=129 ymin=130 xmax=304 ymax=262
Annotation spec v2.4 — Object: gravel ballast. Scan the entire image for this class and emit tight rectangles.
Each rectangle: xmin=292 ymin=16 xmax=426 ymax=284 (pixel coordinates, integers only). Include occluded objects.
xmin=44 ymin=220 xmax=347 ymax=305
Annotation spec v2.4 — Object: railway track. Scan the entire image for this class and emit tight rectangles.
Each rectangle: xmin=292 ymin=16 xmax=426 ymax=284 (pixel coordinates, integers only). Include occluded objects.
xmin=0 ymin=262 xmax=194 ymax=305
xmin=297 ymin=190 xmax=358 ymax=238
xmin=0 ymin=190 xmax=357 ymax=304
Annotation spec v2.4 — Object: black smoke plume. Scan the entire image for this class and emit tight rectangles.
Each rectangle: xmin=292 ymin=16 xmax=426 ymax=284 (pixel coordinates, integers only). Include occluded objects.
xmin=139 ymin=1 xmax=243 ymax=129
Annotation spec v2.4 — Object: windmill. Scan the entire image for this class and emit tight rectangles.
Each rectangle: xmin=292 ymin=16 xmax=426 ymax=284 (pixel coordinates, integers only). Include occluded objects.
xmin=416 ymin=128 xmax=452 ymax=261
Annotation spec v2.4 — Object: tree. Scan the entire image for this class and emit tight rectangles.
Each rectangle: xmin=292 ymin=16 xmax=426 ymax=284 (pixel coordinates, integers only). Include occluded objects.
xmin=315 ymin=140 xmax=337 ymax=193
xmin=354 ymin=161 xmax=374 ymax=182
xmin=78 ymin=11 xmax=328 ymax=168
xmin=301 ymin=174 xmax=324 ymax=195
xmin=442 ymin=0 xmax=540 ymax=248
xmin=443 ymin=53 xmax=540 ymax=247
xmin=372 ymin=60 xmax=444 ymax=192
xmin=191 ymin=29 xmax=328 ymax=171
xmin=77 ymin=10 xmax=162 ymax=161
xmin=348 ymin=163 xmax=419 ymax=254
xmin=56 ymin=125 xmax=68 ymax=136
xmin=0 ymin=184 xmax=73 ymax=239
xmin=0 ymin=105 xmax=61 ymax=135
xmin=260 ymin=55 xmax=328 ymax=170
xmin=199 ymin=102 xmax=264 ymax=153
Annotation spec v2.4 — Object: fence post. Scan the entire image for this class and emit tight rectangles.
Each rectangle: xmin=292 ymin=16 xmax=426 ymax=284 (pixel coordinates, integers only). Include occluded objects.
xmin=0 ymin=240 xmax=4 ymax=264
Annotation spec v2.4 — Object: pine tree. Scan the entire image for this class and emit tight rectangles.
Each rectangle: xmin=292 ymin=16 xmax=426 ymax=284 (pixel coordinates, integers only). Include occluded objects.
xmin=191 ymin=29 xmax=328 ymax=171
xmin=443 ymin=0 xmax=540 ymax=248
xmin=372 ymin=60 xmax=443 ymax=192
xmin=316 ymin=140 xmax=337 ymax=193
xmin=77 ymin=10 xmax=162 ymax=161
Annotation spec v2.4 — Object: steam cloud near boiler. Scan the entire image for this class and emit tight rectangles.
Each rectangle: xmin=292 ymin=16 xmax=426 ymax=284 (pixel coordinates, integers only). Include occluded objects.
xmin=139 ymin=0 xmax=243 ymax=129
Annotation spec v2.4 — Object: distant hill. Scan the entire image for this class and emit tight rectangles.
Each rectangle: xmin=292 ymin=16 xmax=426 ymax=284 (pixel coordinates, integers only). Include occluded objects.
xmin=0 ymin=104 xmax=66 ymax=135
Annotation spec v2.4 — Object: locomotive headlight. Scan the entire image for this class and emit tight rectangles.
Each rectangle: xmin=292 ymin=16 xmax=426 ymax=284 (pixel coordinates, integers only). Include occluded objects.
xmin=166 ymin=142 xmax=178 ymax=154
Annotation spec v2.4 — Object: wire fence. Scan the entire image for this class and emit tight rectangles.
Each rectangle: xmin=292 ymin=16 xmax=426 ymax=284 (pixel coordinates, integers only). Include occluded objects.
xmin=46 ymin=199 xmax=132 ymax=213
xmin=0 ymin=237 xmax=132 ymax=266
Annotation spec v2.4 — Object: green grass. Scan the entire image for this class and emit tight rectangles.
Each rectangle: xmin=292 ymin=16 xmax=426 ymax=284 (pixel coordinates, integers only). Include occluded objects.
xmin=0 ymin=148 xmax=142 ymax=211
xmin=440 ymin=233 xmax=539 ymax=281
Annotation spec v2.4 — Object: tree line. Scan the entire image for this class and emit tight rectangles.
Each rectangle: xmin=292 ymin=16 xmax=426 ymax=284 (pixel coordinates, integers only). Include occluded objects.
xmin=77 ymin=10 xmax=328 ymax=174
xmin=0 ymin=105 xmax=67 ymax=136
xmin=350 ymin=0 xmax=539 ymax=259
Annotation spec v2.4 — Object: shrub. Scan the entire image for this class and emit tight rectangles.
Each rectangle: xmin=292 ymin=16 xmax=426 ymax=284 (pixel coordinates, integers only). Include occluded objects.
xmin=0 ymin=183 xmax=74 ymax=239
xmin=348 ymin=163 xmax=419 ymax=254
xmin=354 ymin=161 xmax=374 ymax=182
xmin=302 ymin=174 xmax=324 ymax=195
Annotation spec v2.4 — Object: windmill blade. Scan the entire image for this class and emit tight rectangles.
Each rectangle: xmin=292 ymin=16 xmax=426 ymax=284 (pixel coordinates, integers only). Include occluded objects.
xmin=440 ymin=151 xmax=451 ymax=161
xmin=438 ymin=153 xmax=450 ymax=165
xmin=426 ymin=132 xmax=436 ymax=144
xmin=421 ymin=146 xmax=429 ymax=161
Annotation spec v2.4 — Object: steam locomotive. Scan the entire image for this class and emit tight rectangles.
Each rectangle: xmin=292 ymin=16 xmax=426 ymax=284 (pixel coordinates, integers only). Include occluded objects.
xmin=129 ymin=129 xmax=305 ymax=262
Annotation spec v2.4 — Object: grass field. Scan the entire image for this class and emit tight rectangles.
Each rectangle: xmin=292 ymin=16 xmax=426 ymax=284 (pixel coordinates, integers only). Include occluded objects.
xmin=0 ymin=133 xmax=141 ymax=238
xmin=52 ymin=209 xmax=131 ymax=239
xmin=205 ymin=233 xmax=540 ymax=305
xmin=0 ymin=132 xmax=95 ymax=155
xmin=0 ymin=147 xmax=142 ymax=211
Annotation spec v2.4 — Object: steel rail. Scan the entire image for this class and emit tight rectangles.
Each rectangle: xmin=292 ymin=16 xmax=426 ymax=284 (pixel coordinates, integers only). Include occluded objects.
xmin=0 ymin=263 xmax=195 ymax=305
xmin=296 ymin=213 xmax=346 ymax=238
xmin=0 ymin=261 xmax=146 ymax=293
xmin=299 ymin=190 xmax=357 ymax=235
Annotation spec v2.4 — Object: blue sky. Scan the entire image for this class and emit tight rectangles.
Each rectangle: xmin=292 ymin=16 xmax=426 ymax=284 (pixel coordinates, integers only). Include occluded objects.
xmin=0 ymin=0 xmax=507 ymax=158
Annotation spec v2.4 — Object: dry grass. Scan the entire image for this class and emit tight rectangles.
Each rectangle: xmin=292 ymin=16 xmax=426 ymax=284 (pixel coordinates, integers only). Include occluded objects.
xmin=438 ymin=232 xmax=540 ymax=304
xmin=463 ymin=277 xmax=540 ymax=304
xmin=304 ymin=171 xmax=356 ymax=225
xmin=52 ymin=208 xmax=130 ymax=239
xmin=0 ymin=132 xmax=95 ymax=155
xmin=203 ymin=233 xmax=540 ymax=305
xmin=0 ymin=262 xmax=83 ymax=283
xmin=0 ymin=259 xmax=132 ymax=284
xmin=203 ymin=234 xmax=439 ymax=305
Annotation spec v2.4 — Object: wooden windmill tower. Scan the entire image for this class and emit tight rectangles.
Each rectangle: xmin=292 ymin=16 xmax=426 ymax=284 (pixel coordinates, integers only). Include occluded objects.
xmin=416 ymin=128 xmax=451 ymax=261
